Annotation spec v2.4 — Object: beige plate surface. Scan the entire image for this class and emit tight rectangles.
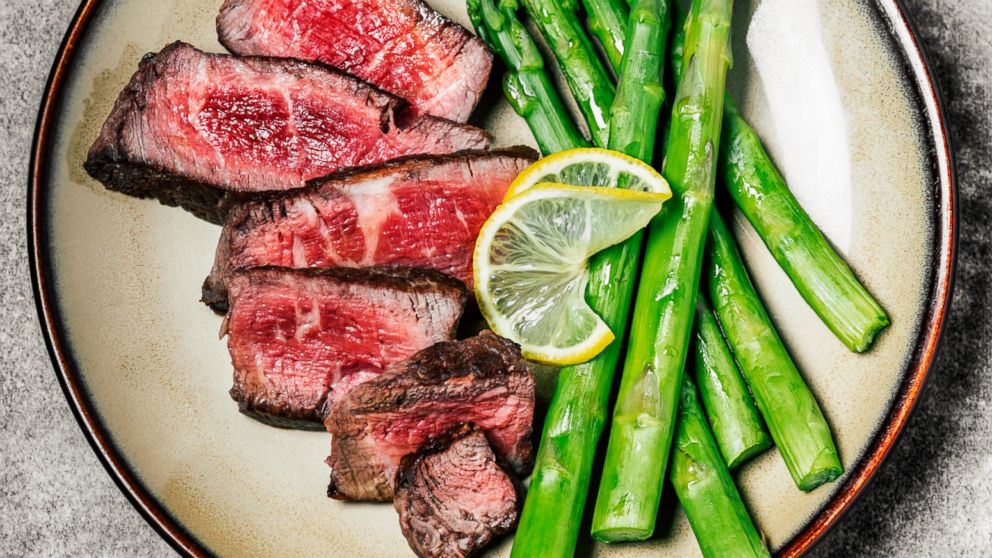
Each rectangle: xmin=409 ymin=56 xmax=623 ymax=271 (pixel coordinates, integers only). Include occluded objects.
xmin=33 ymin=0 xmax=954 ymax=556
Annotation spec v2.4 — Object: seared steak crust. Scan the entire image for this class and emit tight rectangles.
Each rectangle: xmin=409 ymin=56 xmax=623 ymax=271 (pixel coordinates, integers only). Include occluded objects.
xmin=217 ymin=0 xmax=492 ymax=122
xmin=226 ymin=266 xmax=467 ymax=428
xmin=394 ymin=424 xmax=519 ymax=558
xmin=84 ymin=42 xmax=492 ymax=224
xmin=201 ymin=148 xmax=538 ymax=312
xmin=325 ymin=332 xmax=535 ymax=501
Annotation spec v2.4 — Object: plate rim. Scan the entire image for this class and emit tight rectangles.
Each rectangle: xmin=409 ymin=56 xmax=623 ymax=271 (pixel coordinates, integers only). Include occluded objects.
xmin=27 ymin=0 xmax=957 ymax=556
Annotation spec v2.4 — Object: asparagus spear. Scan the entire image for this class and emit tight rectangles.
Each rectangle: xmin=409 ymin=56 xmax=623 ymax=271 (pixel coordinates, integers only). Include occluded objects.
xmin=672 ymin=12 xmax=770 ymax=468
xmin=592 ymin=0 xmax=733 ymax=541
xmin=510 ymin=292 xmax=632 ymax=557
xmin=706 ymin=210 xmax=843 ymax=491
xmin=668 ymin=0 xmax=687 ymax=84
xmin=509 ymin=179 xmax=651 ymax=554
xmin=668 ymin=1 xmax=889 ymax=353
xmin=468 ymin=0 xmax=590 ymax=155
xmin=607 ymin=0 xmax=670 ymax=159
xmin=520 ymin=0 xmax=615 ymax=146
xmin=580 ymin=0 xmax=629 ymax=73
xmin=501 ymin=0 xmax=670 ymax=552
xmin=670 ymin=4 xmax=839 ymax=489
xmin=720 ymin=100 xmax=889 ymax=352
xmin=670 ymin=375 xmax=771 ymax=558
xmin=693 ymin=296 xmax=771 ymax=469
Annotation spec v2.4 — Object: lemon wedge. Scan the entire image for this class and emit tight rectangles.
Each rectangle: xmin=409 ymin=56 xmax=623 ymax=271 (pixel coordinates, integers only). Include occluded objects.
xmin=473 ymin=182 xmax=668 ymax=365
xmin=506 ymin=147 xmax=671 ymax=197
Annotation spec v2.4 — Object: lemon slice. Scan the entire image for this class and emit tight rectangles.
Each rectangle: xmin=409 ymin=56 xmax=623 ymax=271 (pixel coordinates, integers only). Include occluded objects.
xmin=474 ymin=183 xmax=667 ymax=365
xmin=506 ymin=147 xmax=671 ymax=198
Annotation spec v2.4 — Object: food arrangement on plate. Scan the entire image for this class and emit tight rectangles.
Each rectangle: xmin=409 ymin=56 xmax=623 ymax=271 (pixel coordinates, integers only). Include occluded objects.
xmin=79 ymin=0 xmax=895 ymax=556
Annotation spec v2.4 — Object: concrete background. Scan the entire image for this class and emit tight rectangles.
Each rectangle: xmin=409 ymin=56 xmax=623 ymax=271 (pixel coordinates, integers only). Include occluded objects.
xmin=0 ymin=0 xmax=988 ymax=556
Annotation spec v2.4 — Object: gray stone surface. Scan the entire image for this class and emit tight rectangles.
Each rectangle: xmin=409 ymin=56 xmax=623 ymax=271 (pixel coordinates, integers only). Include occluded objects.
xmin=0 ymin=0 xmax=988 ymax=556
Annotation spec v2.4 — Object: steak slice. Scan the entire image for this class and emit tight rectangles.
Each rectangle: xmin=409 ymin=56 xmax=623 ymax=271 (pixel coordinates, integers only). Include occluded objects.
xmin=217 ymin=0 xmax=492 ymax=123
xmin=201 ymin=148 xmax=537 ymax=312
xmin=325 ymin=331 xmax=534 ymax=501
xmin=84 ymin=42 xmax=492 ymax=224
xmin=394 ymin=424 xmax=519 ymax=558
xmin=225 ymin=266 xmax=467 ymax=428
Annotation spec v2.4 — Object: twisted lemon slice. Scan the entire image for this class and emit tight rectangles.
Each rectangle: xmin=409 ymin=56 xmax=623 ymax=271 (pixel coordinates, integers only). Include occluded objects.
xmin=474 ymin=181 xmax=668 ymax=365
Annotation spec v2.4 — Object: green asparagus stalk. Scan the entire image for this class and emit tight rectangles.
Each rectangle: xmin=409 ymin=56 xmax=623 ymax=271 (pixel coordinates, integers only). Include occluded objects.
xmin=671 ymin=4 xmax=838 ymax=489
xmin=668 ymin=1 xmax=889 ymax=353
xmin=468 ymin=0 xmax=590 ymax=155
xmin=505 ymin=0 xmax=671 ymax=552
xmin=668 ymin=0 xmax=687 ymax=84
xmin=511 ymin=190 xmax=651 ymax=555
xmin=606 ymin=0 xmax=670 ymax=159
xmin=673 ymin=9 xmax=769 ymax=466
xmin=591 ymin=0 xmax=733 ymax=541
xmin=580 ymin=0 xmax=629 ymax=73
xmin=509 ymin=282 xmax=633 ymax=557
xmin=693 ymin=296 xmax=771 ymax=469
xmin=670 ymin=375 xmax=771 ymax=558
xmin=720 ymin=100 xmax=889 ymax=352
xmin=706 ymin=210 xmax=843 ymax=491
xmin=520 ymin=0 xmax=615 ymax=146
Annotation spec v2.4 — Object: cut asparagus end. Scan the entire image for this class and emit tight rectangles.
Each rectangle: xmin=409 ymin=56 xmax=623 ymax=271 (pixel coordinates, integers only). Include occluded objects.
xmin=796 ymin=459 xmax=845 ymax=492
xmin=726 ymin=435 xmax=773 ymax=470
xmin=591 ymin=526 xmax=654 ymax=542
xmin=845 ymin=311 xmax=891 ymax=353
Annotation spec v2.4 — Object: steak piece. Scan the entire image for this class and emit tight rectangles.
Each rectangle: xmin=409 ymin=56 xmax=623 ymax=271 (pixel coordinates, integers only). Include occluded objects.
xmin=325 ymin=332 xmax=534 ymax=501
xmin=225 ymin=266 xmax=467 ymax=428
xmin=201 ymin=148 xmax=537 ymax=312
xmin=394 ymin=424 xmax=519 ymax=558
xmin=217 ymin=0 xmax=492 ymax=122
xmin=84 ymin=42 xmax=492 ymax=224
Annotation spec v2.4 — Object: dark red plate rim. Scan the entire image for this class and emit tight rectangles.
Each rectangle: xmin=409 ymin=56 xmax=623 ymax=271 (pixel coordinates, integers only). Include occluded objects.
xmin=27 ymin=0 xmax=956 ymax=555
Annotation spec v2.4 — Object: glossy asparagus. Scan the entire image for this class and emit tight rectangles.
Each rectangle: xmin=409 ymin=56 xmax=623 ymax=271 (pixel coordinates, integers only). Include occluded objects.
xmin=591 ymin=0 xmax=734 ymax=541
xmin=720 ymin=100 xmax=889 ymax=352
xmin=693 ymin=296 xmax=771 ymax=469
xmin=508 ymin=0 xmax=674 ymax=551
xmin=468 ymin=0 xmax=589 ymax=155
xmin=520 ymin=0 xmax=615 ymax=146
xmin=669 ymin=1 xmax=889 ymax=353
xmin=671 ymin=0 xmax=767 ymax=470
xmin=706 ymin=210 xmax=843 ymax=491
xmin=509 ymin=276 xmax=634 ymax=557
xmin=672 ymin=63 xmax=770 ymax=465
xmin=606 ymin=0 xmax=671 ymax=159
xmin=580 ymin=0 xmax=629 ymax=73
xmin=512 ymin=196 xmax=651 ymax=555
xmin=670 ymin=375 xmax=771 ymax=558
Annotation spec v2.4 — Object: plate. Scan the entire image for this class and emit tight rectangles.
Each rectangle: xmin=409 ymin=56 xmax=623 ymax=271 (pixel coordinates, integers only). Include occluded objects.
xmin=29 ymin=0 xmax=955 ymax=555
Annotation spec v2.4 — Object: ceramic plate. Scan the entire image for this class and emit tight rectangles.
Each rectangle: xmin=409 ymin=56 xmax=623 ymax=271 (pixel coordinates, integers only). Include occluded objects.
xmin=29 ymin=0 xmax=954 ymax=555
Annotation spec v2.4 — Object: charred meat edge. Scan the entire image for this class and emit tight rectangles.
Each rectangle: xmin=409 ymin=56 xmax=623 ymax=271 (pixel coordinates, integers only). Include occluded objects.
xmin=325 ymin=332 xmax=535 ymax=500
xmin=226 ymin=265 xmax=468 ymax=430
xmin=84 ymin=42 xmax=494 ymax=225
xmin=200 ymin=146 xmax=539 ymax=313
xmin=393 ymin=423 xmax=523 ymax=558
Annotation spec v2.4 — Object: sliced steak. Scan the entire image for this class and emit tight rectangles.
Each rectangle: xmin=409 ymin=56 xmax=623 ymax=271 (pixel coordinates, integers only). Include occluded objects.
xmin=325 ymin=332 xmax=534 ymax=501
xmin=201 ymin=148 xmax=537 ymax=312
xmin=84 ymin=42 xmax=491 ymax=224
xmin=225 ymin=266 xmax=467 ymax=428
xmin=394 ymin=424 xmax=519 ymax=558
xmin=217 ymin=0 xmax=492 ymax=122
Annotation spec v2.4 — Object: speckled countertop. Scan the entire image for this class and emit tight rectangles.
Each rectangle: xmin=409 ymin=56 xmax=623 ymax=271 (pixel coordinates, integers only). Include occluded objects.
xmin=1 ymin=0 xmax=989 ymax=556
